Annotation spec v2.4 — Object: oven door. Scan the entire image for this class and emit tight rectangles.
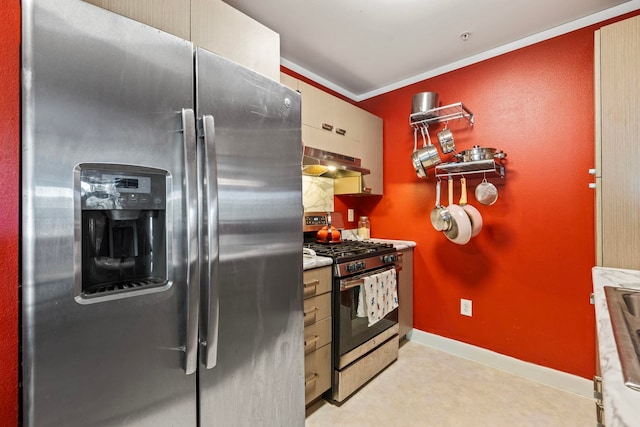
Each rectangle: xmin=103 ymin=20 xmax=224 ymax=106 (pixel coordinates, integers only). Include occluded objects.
xmin=336 ymin=265 xmax=400 ymax=359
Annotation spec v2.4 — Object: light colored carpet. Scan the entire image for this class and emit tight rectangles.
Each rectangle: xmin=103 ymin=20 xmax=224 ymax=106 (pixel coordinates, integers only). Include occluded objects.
xmin=305 ymin=340 xmax=594 ymax=427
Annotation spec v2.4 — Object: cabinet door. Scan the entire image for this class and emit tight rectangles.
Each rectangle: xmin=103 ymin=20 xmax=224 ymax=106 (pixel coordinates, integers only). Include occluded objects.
xmin=84 ymin=0 xmax=191 ymax=39
xmin=299 ymin=81 xmax=364 ymax=157
xmin=280 ymin=72 xmax=298 ymax=91
xmin=360 ymin=110 xmax=384 ymax=195
xmin=398 ymin=248 xmax=413 ymax=338
xmin=332 ymin=99 xmax=361 ymax=158
xmin=598 ymin=15 xmax=640 ymax=269
xmin=334 ymin=98 xmax=361 ymax=142
xmin=298 ymin=80 xmax=333 ymax=131
xmin=191 ymin=0 xmax=280 ymax=81
xmin=299 ymin=81 xmax=334 ymax=152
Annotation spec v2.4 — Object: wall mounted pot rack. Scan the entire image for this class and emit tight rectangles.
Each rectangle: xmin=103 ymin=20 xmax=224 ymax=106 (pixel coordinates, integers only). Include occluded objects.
xmin=434 ymin=159 xmax=505 ymax=179
xmin=409 ymin=102 xmax=474 ymax=128
xmin=408 ymin=101 xmax=506 ymax=179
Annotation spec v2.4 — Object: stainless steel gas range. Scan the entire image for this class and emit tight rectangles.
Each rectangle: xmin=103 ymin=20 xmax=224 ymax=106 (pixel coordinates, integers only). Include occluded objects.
xmin=303 ymin=212 xmax=402 ymax=402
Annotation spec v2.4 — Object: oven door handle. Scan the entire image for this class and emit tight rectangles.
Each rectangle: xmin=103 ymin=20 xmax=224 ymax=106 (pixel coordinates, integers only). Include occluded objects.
xmin=339 ymin=265 xmax=402 ymax=291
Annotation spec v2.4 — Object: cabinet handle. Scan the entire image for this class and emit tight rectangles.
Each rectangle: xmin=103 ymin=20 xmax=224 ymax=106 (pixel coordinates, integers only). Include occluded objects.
xmin=304 ymin=306 xmax=318 ymax=325
xmin=335 ymin=128 xmax=346 ymax=136
xmin=589 ymin=183 xmax=597 ymax=189
xmin=595 ymin=401 xmax=605 ymax=425
xmin=322 ymin=123 xmax=333 ymax=131
xmin=305 ymin=373 xmax=319 ymax=386
xmin=304 ymin=334 xmax=320 ymax=347
xmin=304 ymin=306 xmax=319 ymax=316
xmin=304 ymin=279 xmax=320 ymax=289
xmin=593 ymin=375 xmax=603 ymax=399
xmin=589 ymin=168 xmax=597 ymax=175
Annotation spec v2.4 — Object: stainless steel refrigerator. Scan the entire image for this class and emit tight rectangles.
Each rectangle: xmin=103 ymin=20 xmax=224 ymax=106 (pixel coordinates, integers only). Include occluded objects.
xmin=21 ymin=1 xmax=304 ymax=425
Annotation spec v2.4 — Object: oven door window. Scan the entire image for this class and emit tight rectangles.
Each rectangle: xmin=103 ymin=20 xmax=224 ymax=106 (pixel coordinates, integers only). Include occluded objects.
xmin=338 ymin=284 xmax=398 ymax=356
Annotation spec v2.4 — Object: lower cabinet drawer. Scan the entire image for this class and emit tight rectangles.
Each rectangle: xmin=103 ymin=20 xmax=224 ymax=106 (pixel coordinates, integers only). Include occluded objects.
xmin=303 ymin=292 xmax=331 ymax=327
xmin=304 ymin=343 xmax=331 ymax=405
xmin=304 ymin=316 xmax=331 ymax=355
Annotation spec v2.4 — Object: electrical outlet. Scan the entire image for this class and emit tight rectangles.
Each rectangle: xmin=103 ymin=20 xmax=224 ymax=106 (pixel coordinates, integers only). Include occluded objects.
xmin=461 ymin=299 xmax=472 ymax=317
xmin=347 ymin=209 xmax=354 ymax=222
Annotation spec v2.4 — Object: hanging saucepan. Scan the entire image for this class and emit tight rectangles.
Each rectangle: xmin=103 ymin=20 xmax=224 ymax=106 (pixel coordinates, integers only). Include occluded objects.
xmin=454 ymin=145 xmax=507 ymax=162
xmin=411 ymin=124 xmax=441 ymax=178
xmin=444 ymin=177 xmax=472 ymax=245
xmin=430 ymin=179 xmax=451 ymax=231
xmin=437 ymin=123 xmax=455 ymax=154
xmin=459 ymin=177 xmax=483 ymax=237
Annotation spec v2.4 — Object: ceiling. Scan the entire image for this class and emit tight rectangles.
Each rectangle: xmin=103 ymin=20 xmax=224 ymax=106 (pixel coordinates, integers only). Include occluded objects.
xmin=223 ymin=0 xmax=639 ymax=100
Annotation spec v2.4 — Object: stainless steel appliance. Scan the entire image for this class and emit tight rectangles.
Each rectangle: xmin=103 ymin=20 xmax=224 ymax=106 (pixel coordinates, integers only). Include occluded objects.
xmin=303 ymin=213 xmax=401 ymax=402
xmin=21 ymin=1 xmax=304 ymax=426
xmin=301 ymin=146 xmax=370 ymax=178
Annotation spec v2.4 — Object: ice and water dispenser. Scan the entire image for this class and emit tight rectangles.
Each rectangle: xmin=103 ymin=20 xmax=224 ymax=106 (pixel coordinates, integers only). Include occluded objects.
xmin=78 ymin=165 xmax=169 ymax=298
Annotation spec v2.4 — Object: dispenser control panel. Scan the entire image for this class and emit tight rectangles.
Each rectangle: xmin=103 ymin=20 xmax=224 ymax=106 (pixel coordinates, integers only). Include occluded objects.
xmin=80 ymin=167 xmax=166 ymax=210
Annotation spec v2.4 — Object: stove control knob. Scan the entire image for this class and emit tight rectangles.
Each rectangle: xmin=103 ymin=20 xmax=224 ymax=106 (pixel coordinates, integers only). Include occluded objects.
xmin=346 ymin=263 xmax=358 ymax=273
xmin=382 ymin=254 xmax=398 ymax=263
xmin=357 ymin=261 xmax=366 ymax=271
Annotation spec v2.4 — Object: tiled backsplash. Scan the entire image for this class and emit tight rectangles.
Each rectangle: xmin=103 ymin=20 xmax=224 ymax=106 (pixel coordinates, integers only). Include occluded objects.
xmin=302 ymin=176 xmax=333 ymax=212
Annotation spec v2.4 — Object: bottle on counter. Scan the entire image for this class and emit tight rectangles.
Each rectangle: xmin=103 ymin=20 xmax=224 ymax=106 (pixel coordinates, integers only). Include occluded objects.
xmin=357 ymin=216 xmax=371 ymax=240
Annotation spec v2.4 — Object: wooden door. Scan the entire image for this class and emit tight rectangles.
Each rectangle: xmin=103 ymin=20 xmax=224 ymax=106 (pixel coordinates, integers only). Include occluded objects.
xmin=360 ymin=110 xmax=384 ymax=195
xmin=598 ymin=15 xmax=640 ymax=268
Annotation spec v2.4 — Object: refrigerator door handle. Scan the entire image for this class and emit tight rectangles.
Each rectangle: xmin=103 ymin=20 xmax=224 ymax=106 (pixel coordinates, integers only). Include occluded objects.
xmin=200 ymin=114 xmax=220 ymax=369
xmin=182 ymin=108 xmax=200 ymax=375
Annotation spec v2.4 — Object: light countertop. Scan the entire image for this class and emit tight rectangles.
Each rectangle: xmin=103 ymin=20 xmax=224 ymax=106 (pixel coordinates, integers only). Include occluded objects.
xmin=341 ymin=230 xmax=417 ymax=251
xmin=368 ymin=238 xmax=416 ymax=251
xmin=303 ymin=255 xmax=333 ymax=271
xmin=592 ymin=266 xmax=640 ymax=426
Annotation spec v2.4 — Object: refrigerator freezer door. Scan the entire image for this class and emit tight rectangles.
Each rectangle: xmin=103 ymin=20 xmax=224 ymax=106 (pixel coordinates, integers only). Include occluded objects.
xmin=22 ymin=1 xmax=197 ymax=425
xmin=195 ymin=49 xmax=305 ymax=426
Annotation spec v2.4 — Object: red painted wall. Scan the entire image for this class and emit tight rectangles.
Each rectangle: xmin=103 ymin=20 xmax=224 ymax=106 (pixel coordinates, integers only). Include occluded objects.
xmin=356 ymin=16 xmax=639 ymax=379
xmin=288 ymin=11 xmax=640 ymax=379
xmin=0 ymin=0 xmax=20 ymax=424
xmin=358 ymin=28 xmax=597 ymax=378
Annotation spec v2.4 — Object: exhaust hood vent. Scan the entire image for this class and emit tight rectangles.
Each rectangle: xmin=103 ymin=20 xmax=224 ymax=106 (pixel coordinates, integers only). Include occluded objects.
xmin=302 ymin=146 xmax=370 ymax=178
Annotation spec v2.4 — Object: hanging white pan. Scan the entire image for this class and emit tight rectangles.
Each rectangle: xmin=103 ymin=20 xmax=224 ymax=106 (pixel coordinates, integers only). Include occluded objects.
xmin=443 ymin=177 xmax=472 ymax=245
xmin=459 ymin=177 xmax=483 ymax=237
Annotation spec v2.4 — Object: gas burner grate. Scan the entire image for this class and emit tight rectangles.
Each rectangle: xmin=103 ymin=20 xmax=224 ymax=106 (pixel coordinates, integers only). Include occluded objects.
xmin=304 ymin=241 xmax=395 ymax=261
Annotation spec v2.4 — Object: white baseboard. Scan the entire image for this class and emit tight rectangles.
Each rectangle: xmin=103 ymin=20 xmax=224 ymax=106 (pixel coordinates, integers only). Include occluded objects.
xmin=406 ymin=329 xmax=592 ymax=399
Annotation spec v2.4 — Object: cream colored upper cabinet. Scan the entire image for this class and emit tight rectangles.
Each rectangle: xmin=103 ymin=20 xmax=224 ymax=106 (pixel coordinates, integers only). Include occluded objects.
xmin=596 ymin=15 xmax=640 ymax=269
xmin=298 ymin=81 xmax=332 ymax=131
xmin=298 ymin=80 xmax=362 ymax=157
xmin=84 ymin=0 xmax=191 ymax=39
xmin=84 ymin=0 xmax=280 ymax=81
xmin=280 ymin=72 xmax=298 ymax=91
xmin=191 ymin=0 xmax=280 ymax=81
xmin=333 ymin=98 xmax=361 ymax=143
xmin=359 ymin=110 xmax=383 ymax=195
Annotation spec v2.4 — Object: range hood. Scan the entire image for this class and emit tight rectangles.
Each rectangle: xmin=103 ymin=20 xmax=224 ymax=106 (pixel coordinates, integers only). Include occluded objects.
xmin=301 ymin=146 xmax=370 ymax=178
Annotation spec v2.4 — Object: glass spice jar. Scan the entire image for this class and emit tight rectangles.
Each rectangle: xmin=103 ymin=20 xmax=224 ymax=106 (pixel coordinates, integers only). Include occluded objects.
xmin=357 ymin=216 xmax=371 ymax=240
